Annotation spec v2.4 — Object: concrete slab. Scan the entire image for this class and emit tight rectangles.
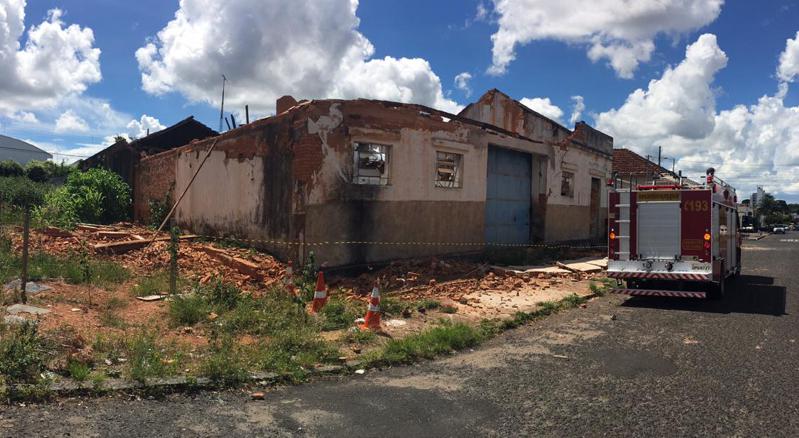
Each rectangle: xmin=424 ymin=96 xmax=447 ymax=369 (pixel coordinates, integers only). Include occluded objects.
xmin=3 ymin=315 xmax=30 ymax=325
xmin=494 ymin=265 xmax=571 ymax=274
xmin=6 ymin=304 xmax=51 ymax=315
xmin=136 ymin=295 xmax=167 ymax=302
xmin=526 ymin=266 xmax=571 ymax=274
xmin=560 ymin=257 xmax=608 ymax=268
xmin=3 ymin=279 xmax=52 ymax=294
xmin=563 ymin=262 xmax=603 ymax=273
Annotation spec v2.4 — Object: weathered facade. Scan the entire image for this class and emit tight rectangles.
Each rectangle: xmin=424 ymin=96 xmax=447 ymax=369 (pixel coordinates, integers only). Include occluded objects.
xmin=135 ymin=91 xmax=613 ymax=267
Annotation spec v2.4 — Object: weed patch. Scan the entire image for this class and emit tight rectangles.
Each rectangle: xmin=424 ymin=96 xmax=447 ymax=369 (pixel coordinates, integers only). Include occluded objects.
xmin=376 ymin=322 xmax=483 ymax=365
xmin=133 ymin=271 xmax=185 ymax=297
xmin=202 ymin=335 xmax=248 ymax=386
xmin=127 ymin=331 xmax=172 ymax=383
xmin=345 ymin=327 xmax=376 ymax=344
xmin=0 ymin=322 xmax=46 ymax=384
xmin=168 ymin=294 xmax=209 ymax=327
xmin=319 ymin=295 xmax=361 ymax=331
xmin=67 ymin=360 xmax=91 ymax=381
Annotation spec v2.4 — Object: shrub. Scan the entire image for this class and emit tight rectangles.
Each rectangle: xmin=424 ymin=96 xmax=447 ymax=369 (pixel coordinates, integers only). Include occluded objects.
xmin=0 ymin=160 xmax=24 ymax=177
xmin=25 ymin=161 xmax=50 ymax=182
xmin=0 ymin=176 xmax=47 ymax=208
xmin=33 ymin=187 xmax=78 ymax=229
xmin=64 ymin=168 xmax=131 ymax=224
xmin=0 ymin=322 xmax=46 ymax=384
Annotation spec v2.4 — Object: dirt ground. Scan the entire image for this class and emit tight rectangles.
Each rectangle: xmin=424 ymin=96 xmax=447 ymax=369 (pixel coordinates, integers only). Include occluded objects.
xmin=3 ymin=222 xmax=607 ymax=373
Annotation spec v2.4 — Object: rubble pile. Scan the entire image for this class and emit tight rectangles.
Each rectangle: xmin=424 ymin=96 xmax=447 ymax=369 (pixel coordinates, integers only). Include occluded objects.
xmin=10 ymin=223 xmax=286 ymax=287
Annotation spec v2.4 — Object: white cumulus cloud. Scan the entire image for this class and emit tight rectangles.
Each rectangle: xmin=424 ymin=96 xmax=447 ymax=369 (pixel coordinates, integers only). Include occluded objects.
xmin=0 ymin=3 xmax=101 ymax=114
xmin=777 ymin=31 xmax=799 ymax=83
xmin=596 ymin=33 xmax=799 ymax=198
xmin=487 ymin=0 xmax=723 ymax=78
xmin=519 ymin=97 xmax=563 ymax=122
xmin=125 ymin=114 xmax=166 ymax=139
xmin=454 ymin=72 xmax=473 ymax=97
xmin=54 ymin=110 xmax=89 ymax=133
xmin=136 ymin=0 xmax=461 ymax=115
xmin=569 ymin=95 xmax=585 ymax=125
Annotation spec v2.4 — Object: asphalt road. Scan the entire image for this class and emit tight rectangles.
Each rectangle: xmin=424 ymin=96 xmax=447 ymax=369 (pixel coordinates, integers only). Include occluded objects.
xmin=2 ymin=233 xmax=798 ymax=437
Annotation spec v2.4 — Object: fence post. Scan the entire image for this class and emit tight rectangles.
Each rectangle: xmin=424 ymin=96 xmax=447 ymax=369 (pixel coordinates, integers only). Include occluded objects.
xmin=20 ymin=206 xmax=30 ymax=304
xmin=169 ymin=226 xmax=179 ymax=295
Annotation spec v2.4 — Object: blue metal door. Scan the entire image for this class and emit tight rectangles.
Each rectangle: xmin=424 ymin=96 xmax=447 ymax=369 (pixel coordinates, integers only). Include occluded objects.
xmin=485 ymin=146 xmax=532 ymax=244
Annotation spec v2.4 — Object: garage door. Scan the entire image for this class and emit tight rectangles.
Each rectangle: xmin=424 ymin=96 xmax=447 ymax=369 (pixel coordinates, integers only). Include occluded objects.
xmin=485 ymin=146 xmax=532 ymax=244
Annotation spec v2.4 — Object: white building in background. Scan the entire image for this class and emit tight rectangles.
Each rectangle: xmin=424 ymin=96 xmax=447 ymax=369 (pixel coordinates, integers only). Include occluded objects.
xmin=0 ymin=135 xmax=52 ymax=165
xmin=750 ymin=186 xmax=766 ymax=209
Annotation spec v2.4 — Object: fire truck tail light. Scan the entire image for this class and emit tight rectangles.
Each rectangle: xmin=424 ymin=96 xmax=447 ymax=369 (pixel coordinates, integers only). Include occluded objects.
xmin=609 ymin=230 xmax=616 ymax=240
xmin=703 ymin=241 xmax=711 ymax=249
xmin=703 ymin=233 xmax=711 ymax=241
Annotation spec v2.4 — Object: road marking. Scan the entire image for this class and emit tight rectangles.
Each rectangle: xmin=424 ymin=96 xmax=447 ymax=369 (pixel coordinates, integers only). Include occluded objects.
xmin=779 ymin=239 xmax=799 ymax=242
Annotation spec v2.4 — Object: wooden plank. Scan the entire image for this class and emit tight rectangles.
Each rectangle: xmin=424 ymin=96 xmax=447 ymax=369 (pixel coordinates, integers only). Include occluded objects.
xmin=93 ymin=235 xmax=198 ymax=255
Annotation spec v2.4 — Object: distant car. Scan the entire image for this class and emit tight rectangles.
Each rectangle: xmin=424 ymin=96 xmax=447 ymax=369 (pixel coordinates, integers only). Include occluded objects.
xmin=773 ymin=225 xmax=786 ymax=234
xmin=742 ymin=226 xmax=755 ymax=233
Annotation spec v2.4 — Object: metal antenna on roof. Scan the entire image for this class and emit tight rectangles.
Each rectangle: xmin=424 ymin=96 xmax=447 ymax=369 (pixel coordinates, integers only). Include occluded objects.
xmin=219 ymin=74 xmax=227 ymax=132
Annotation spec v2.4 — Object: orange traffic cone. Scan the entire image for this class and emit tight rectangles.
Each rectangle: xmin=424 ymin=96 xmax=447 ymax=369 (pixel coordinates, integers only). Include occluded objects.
xmin=359 ymin=284 xmax=381 ymax=331
xmin=310 ymin=272 xmax=328 ymax=313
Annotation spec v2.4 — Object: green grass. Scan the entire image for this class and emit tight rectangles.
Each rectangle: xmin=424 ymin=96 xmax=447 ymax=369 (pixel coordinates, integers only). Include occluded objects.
xmin=127 ymin=331 xmax=171 ymax=383
xmin=0 ymin=322 xmax=46 ymax=384
xmin=345 ymin=327 xmax=377 ymax=344
xmin=363 ymin=292 xmax=592 ymax=368
xmin=132 ymin=271 xmax=186 ymax=297
xmin=440 ymin=304 xmax=458 ymax=314
xmin=67 ymin=360 xmax=91 ymax=381
xmin=319 ymin=295 xmax=362 ymax=331
xmin=98 ymin=297 xmax=128 ymax=329
xmin=254 ymin=325 xmax=336 ymax=382
xmin=376 ymin=321 xmax=483 ymax=364
xmin=201 ymin=335 xmax=248 ymax=386
xmin=415 ymin=298 xmax=441 ymax=310
xmin=0 ymin=245 xmax=129 ymax=288
xmin=168 ymin=294 xmax=209 ymax=326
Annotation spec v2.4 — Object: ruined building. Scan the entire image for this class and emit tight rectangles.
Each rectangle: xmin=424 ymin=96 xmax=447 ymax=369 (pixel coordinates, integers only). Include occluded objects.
xmin=134 ymin=90 xmax=613 ymax=267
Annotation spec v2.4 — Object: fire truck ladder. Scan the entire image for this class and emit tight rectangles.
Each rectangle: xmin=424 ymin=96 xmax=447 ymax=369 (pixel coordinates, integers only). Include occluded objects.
xmin=616 ymin=190 xmax=631 ymax=261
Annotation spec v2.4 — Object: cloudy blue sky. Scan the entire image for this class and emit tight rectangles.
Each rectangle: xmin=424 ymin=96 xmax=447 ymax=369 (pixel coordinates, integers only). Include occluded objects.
xmin=1 ymin=0 xmax=798 ymax=200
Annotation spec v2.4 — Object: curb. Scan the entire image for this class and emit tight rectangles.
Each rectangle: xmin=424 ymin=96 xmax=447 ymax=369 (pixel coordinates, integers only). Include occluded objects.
xmin=14 ymin=363 xmax=360 ymax=398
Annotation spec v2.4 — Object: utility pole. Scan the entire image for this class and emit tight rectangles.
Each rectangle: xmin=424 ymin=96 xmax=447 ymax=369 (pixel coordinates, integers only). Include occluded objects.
xmin=219 ymin=74 xmax=227 ymax=132
xmin=657 ymin=145 xmax=662 ymax=168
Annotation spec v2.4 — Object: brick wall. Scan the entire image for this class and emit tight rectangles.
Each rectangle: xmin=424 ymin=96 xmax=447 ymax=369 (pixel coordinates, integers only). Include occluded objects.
xmin=134 ymin=149 xmax=177 ymax=224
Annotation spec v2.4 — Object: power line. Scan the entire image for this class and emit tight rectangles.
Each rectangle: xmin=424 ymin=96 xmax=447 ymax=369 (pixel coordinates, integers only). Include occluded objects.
xmin=0 ymin=144 xmax=90 ymax=159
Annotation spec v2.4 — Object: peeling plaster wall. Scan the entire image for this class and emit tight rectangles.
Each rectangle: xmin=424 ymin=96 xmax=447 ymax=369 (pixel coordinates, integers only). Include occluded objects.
xmin=135 ymin=95 xmax=611 ymax=268
xmin=171 ymin=115 xmax=297 ymax=262
xmin=460 ymin=90 xmax=613 ymax=242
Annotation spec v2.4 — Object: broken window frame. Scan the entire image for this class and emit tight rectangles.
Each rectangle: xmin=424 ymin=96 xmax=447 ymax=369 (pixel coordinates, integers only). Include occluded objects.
xmin=434 ymin=151 xmax=463 ymax=188
xmin=561 ymin=171 xmax=575 ymax=198
xmin=353 ymin=142 xmax=390 ymax=186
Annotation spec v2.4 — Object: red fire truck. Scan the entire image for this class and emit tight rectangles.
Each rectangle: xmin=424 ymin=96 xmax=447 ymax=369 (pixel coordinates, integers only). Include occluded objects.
xmin=607 ymin=168 xmax=741 ymax=299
